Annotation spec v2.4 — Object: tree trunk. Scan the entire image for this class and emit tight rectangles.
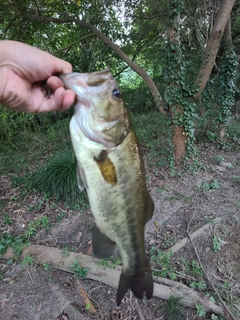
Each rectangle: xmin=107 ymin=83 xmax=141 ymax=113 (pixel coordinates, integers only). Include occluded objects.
xmin=171 ymin=116 xmax=186 ymax=162
xmin=194 ymin=0 xmax=235 ymax=98
xmin=219 ymin=18 xmax=233 ymax=141
xmin=167 ymin=21 xmax=186 ymax=162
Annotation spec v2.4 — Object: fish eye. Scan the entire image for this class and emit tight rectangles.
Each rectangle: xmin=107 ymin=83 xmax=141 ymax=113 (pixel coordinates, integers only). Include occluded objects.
xmin=112 ymin=88 xmax=121 ymax=99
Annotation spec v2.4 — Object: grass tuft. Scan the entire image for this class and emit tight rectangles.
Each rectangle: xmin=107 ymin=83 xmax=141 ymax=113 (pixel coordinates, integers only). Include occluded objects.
xmin=161 ymin=295 xmax=185 ymax=320
xmin=25 ymin=149 xmax=88 ymax=208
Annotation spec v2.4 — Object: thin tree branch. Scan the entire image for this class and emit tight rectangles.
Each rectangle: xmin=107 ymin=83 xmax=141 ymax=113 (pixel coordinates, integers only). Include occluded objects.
xmin=134 ymin=298 xmax=145 ymax=320
xmin=24 ymin=10 xmax=166 ymax=113
xmin=114 ymin=34 xmax=159 ymax=77
xmin=166 ymin=218 xmax=221 ymax=255
xmin=32 ymin=0 xmax=41 ymax=16
xmin=53 ymin=34 xmax=96 ymax=55
xmin=132 ymin=13 xmax=167 ymax=20
xmin=1 ymin=17 xmax=17 ymax=38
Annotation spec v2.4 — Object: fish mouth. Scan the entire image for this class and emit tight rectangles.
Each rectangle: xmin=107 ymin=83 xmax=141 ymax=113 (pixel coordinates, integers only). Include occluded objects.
xmin=58 ymin=70 xmax=111 ymax=91
xmin=58 ymin=73 xmax=87 ymax=95
xmin=60 ymin=69 xmax=130 ymax=147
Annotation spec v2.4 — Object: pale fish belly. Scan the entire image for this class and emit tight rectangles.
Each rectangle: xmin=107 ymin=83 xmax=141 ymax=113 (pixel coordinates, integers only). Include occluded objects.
xmin=70 ymin=116 xmax=153 ymax=304
xmin=72 ymin=129 xmax=144 ymax=270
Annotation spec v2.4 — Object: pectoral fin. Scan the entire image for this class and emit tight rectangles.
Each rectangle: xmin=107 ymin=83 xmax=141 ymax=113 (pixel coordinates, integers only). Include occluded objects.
xmin=94 ymin=150 xmax=117 ymax=186
xmin=92 ymin=226 xmax=116 ymax=258
xmin=76 ymin=162 xmax=87 ymax=191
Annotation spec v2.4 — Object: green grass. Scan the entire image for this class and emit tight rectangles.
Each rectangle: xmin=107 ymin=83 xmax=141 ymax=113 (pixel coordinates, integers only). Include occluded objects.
xmin=0 ymin=232 xmax=31 ymax=260
xmin=161 ymin=295 xmax=185 ymax=320
xmin=70 ymin=260 xmax=88 ymax=278
xmin=226 ymin=118 xmax=240 ymax=146
xmin=98 ymin=256 xmax=122 ymax=269
xmin=21 ymin=254 xmax=35 ymax=267
xmin=0 ymin=105 xmax=72 ymax=143
xmin=150 ymin=248 xmax=177 ymax=280
xmin=180 ymin=259 xmax=203 ymax=278
xmin=132 ymin=111 xmax=172 ymax=167
xmin=0 ymin=117 xmax=84 ymax=208
xmin=198 ymin=180 xmax=220 ymax=192
xmin=0 ymin=118 xmax=71 ymax=175
xmin=0 ymin=210 xmax=69 ymax=263
xmin=18 ymin=148 xmax=88 ymax=208
xmin=43 ymin=262 xmax=51 ymax=271
xmin=132 ymin=111 xmax=169 ymax=144
xmin=212 ymin=155 xmax=224 ymax=165
xmin=2 ymin=213 xmax=12 ymax=226
xmin=212 ymin=236 xmax=222 ymax=252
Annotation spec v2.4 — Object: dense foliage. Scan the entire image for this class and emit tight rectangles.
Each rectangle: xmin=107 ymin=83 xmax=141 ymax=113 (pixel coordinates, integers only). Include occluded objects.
xmin=1 ymin=0 xmax=240 ymax=156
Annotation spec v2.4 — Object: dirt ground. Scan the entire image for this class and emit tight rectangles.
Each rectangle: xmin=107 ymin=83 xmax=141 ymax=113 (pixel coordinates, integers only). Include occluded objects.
xmin=0 ymin=143 xmax=240 ymax=320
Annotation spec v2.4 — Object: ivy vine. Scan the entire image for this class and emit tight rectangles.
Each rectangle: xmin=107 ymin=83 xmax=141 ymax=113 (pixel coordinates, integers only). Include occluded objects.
xmin=163 ymin=0 xmax=198 ymax=158
xmin=216 ymin=50 xmax=239 ymax=124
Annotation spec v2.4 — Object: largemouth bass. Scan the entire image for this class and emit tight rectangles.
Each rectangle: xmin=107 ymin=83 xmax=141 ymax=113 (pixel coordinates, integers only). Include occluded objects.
xmin=59 ymin=69 xmax=154 ymax=305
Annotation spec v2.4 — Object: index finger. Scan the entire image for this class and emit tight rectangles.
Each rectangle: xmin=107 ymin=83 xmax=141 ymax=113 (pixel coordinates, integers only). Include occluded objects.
xmin=38 ymin=87 xmax=75 ymax=112
xmin=51 ymin=57 xmax=73 ymax=74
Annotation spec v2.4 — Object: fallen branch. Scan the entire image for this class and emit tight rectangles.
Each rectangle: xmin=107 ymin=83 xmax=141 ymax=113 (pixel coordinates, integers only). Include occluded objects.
xmin=166 ymin=218 xmax=221 ymax=255
xmin=3 ymin=245 xmax=223 ymax=314
xmin=78 ymin=284 xmax=97 ymax=314
xmin=134 ymin=298 xmax=145 ymax=320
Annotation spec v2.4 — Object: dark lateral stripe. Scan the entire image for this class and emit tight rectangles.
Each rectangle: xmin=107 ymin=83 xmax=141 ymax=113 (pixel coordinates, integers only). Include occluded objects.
xmin=94 ymin=154 xmax=117 ymax=186
xmin=127 ymin=212 xmax=141 ymax=268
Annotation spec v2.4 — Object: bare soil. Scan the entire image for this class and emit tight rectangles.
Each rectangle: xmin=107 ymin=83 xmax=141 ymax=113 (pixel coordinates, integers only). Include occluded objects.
xmin=0 ymin=143 xmax=240 ymax=320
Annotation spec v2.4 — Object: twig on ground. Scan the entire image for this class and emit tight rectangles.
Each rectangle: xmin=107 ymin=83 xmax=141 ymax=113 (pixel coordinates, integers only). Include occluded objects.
xmin=78 ymin=284 xmax=96 ymax=314
xmin=187 ymin=219 xmax=238 ymax=320
xmin=86 ymin=244 xmax=92 ymax=255
xmin=134 ymin=298 xmax=145 ymax=320
xmin=234 ymin=304 xmax=240 ymax=313
xmin=175 ymin=271 xmax=198 ymax=281
xmin=26 ymin=268 xmax=35 ymax=284
xmin=3 ymin=245 xmax=223 ymax=315
xmin=166 ymin=218 xmax=221 ymax=254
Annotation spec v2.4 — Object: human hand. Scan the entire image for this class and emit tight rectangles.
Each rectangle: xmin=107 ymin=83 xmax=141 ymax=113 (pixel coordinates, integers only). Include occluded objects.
xmin=0 ymin=40 xmax=76 ymax=112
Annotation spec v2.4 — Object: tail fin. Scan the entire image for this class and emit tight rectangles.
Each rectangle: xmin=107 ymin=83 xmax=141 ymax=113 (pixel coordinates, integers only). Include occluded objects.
xmin=117 ymin=264 xmax=153 ymax=306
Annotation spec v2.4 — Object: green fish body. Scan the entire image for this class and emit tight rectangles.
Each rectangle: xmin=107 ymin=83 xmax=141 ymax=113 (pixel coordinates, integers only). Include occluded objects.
xmin=59 ymin=70 xmax=154 ymax=305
